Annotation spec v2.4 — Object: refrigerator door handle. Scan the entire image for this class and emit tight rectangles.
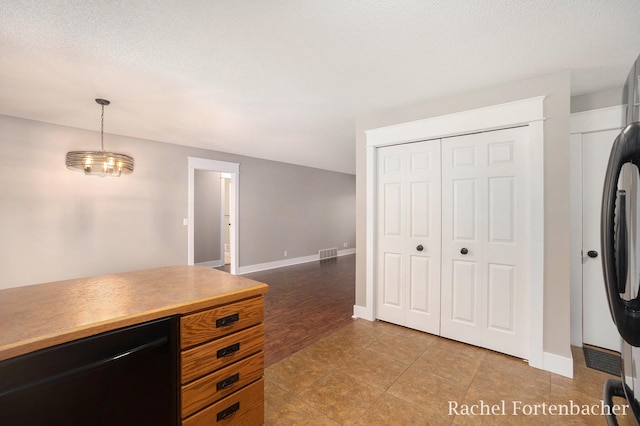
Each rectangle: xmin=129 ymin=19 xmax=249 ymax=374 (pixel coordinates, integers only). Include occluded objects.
xmin=615 ymin=190 xmax=628 ymax=294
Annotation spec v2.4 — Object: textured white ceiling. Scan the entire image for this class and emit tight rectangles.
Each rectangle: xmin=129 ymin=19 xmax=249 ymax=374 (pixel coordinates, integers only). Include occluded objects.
xmin=1 ymin=1 xmax=640 ymax=174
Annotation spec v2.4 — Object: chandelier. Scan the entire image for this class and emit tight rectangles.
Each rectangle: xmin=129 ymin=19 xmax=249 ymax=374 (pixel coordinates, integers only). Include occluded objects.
xmin=66 ymin=99 xmax=134 ymax=176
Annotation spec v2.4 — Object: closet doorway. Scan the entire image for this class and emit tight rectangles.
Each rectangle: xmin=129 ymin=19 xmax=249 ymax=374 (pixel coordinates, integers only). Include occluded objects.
xmin=376 ymin=126 xmax=530 ymax=359
xmin=364 ymin=97 xmax=545 ymax=370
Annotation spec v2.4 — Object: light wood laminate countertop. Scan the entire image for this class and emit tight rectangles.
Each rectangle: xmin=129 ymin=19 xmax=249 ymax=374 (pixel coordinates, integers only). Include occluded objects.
xmin=0 ymin=265 xmax=268 ymax=362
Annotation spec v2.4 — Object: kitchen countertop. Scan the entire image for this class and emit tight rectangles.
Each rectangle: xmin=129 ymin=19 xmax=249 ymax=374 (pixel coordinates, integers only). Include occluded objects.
xmin=0 ymin=265 xmax=268 ymax=362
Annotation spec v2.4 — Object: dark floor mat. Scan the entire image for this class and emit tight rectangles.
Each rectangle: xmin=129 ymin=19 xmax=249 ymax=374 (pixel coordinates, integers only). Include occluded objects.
xmin=583 ymin=346 xmax=621 ymax=377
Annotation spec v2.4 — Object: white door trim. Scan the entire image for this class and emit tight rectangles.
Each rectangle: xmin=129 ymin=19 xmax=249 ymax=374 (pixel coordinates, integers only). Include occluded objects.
xmin=361 ymin=96 xmax=545 ymax=369
xmin=188 ymin=157 xmax=240 ymax=275
xmin=366 ymin=97 xmax=545 ymax=147
xmin=569 ymin=105 xmax=626 ymax=347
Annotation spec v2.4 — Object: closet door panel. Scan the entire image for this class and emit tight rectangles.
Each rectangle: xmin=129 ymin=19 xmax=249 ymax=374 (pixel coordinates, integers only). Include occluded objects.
xmin=487 ymin=263 xmax=515 ymax=332
xmin=408 ymin=255 xmax=431 ymax=313
xmin=404 ymin=141 xmax=441 ymax=333
xmin=450 ymin=260 xmax=477 ymax=324
xmin=382 ymin=253 xmax=402 ymax=304
xmin=410 ymin=181 xmax=430 ymax=238
xmin=377 ymin=140 xmax=441 ymax=334
xmin=452 ymin=179 xmax=477 ymax=241
xmin=383 ymin=183 xmax=402 ymax=236
xmin=488 ymin=177 xmax=515 ymax=243
xmin=442 ymin=139 xmax=482 ymax=338
xmin=441 ymin=127 xmax=529 ymax=359
xmin=377 ymin=145 xmax=407 ymax=324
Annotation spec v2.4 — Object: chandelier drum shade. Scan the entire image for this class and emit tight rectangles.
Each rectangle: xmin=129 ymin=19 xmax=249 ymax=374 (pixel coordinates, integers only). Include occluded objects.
xmin=66 ymin=99 xmax=134 ymax=176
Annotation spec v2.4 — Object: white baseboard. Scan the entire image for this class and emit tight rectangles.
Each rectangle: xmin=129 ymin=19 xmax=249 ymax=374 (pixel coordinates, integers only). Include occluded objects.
xmin=352 ymin=304 xmax=374 ymax=321
xmin=196 ymin=259 xmax=225 ymax=268
xmin=542 ymin=351 xmax=573 ymax=378
xmin=238 ymin=248 xmax=356 ymax=275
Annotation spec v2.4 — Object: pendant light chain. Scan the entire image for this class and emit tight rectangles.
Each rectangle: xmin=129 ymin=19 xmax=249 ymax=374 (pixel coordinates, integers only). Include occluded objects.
xmin=100 ymin=102 xmax=105 ymax=153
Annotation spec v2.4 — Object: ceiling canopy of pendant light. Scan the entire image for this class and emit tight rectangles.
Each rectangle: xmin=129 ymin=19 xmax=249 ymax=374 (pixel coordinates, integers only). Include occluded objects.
xmin=65 ymin=99 xmax=134 ymax=177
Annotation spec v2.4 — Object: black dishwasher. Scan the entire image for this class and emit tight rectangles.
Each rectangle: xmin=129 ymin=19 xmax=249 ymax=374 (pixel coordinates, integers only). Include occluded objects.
xmin=0 ymin=316 xmax=178 ymax=425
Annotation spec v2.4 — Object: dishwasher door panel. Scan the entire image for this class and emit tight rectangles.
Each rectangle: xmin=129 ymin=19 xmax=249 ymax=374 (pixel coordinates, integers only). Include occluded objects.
xmin=0 ymin=316 xmax=178 ymax=426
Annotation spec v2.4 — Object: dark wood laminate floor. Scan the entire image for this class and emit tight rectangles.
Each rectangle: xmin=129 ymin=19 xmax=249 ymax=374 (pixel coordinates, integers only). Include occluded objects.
xmin=242 ymin=254 xmax=355 ymax=367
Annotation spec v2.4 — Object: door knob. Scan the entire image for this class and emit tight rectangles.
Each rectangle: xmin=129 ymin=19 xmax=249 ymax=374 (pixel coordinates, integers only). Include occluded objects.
xmin=587 ymin=250 xmax=598 ymax=258
xmin=460 ymin=248 xmax=469 ymax=255
xmin=416 ymin=245 xmax=424 ymax=252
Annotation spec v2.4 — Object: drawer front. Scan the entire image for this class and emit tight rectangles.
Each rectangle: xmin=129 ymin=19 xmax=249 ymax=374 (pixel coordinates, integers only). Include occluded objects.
xmin=181 ymin=297 xmax=264 ymax=349
xmin=181 ymin=324 xmax=264 ymax=383
xmin=182 ymin=351 xmax=264 ymax=418
xmin=182 ymin=378 xmax=264 ymax=426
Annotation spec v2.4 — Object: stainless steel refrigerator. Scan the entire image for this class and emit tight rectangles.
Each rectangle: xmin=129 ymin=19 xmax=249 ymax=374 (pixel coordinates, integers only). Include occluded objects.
xmin=602 ymin=54 xmax=640 ymax=425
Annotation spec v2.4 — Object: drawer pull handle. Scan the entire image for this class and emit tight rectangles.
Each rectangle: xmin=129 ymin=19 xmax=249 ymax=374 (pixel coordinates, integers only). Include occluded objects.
xmin=217 ymin=343 xmax=240 ymax=358
xmin=217 ymin=402 xmax=240 ymax=421
xmin=216 ymin=313 xmax=239 ymax=328
xmin=216 ymin=373 xmax=240 ymax=391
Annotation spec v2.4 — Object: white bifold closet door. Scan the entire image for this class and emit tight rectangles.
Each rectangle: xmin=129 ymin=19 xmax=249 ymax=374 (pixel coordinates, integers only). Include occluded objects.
xmin=441 ymin=126 xmax=530 ymax=359
xmin=376 ymin=139 xmax=442 ymax=334
xmin=376 ymin=126 xmax=530 ymax=360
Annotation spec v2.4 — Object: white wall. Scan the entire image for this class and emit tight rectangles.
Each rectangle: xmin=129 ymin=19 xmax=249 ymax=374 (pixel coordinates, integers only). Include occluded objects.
xmin=0 ymin=115 xmax=356 ymax=289
xmin=355 ymin=71 xmax=572 ymax=359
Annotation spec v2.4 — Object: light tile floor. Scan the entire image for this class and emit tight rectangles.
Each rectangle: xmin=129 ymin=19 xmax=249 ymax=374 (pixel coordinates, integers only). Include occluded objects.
xmin=264 ymin=319 xmax=636 ymax=425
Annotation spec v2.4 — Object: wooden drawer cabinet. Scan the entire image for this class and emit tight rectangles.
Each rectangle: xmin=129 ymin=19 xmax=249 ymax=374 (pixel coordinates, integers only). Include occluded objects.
xmin=182 ymin=378 xmax=264 ymax=426
xmin=181 ymin=297 xmax=264 ymax=349
xmin=182 ymin=352 xmax=264 ymax=418
xmin=180 ymin=296 xmax=265 ymax=425
xmin=181 ymin=324 xmax=264 ymax=383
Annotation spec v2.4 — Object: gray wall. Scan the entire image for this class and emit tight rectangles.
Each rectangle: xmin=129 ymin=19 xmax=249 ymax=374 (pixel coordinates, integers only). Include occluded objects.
xmin=194 ymin=170 xmax=221 ymax=264
xmin=0 ymin=114 xmax=356 ymax=289
xmin=571 ymin=86 xmax=624 ymax=113
xmin=240 ymin=158 xmax=356 ymax=265
xmin=355 ymin=71 xmax=571 ymax=359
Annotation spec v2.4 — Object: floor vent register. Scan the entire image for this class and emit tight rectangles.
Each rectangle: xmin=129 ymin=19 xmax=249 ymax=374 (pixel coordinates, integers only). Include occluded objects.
xmin=318 ymin=247 xmax=338 ymax=260
xmin=583 ymin=345 xmax=622 ymax=377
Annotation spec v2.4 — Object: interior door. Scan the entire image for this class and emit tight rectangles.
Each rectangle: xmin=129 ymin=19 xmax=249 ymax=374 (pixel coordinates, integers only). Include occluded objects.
xmin=440 ymin=126 xmax=530 ymax=359
xmin=376 ymin=139 xmax=441 ymax=334
xmin=582 ymin=128 xmax=621 ymax=352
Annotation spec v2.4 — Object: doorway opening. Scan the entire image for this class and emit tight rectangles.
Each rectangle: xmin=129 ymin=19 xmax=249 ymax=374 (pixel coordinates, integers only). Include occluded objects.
xmin=188 ymin=157 xmax=239 ymax=274
xmin=569 ymin=105 xmax=626 ymax=353
xmin=221 ymin=174 xmax=231 ymax=267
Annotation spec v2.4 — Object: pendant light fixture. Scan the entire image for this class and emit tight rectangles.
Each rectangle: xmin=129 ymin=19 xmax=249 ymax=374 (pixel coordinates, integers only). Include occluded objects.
xmin=66 ymin=98 xmax=134 ymax=176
